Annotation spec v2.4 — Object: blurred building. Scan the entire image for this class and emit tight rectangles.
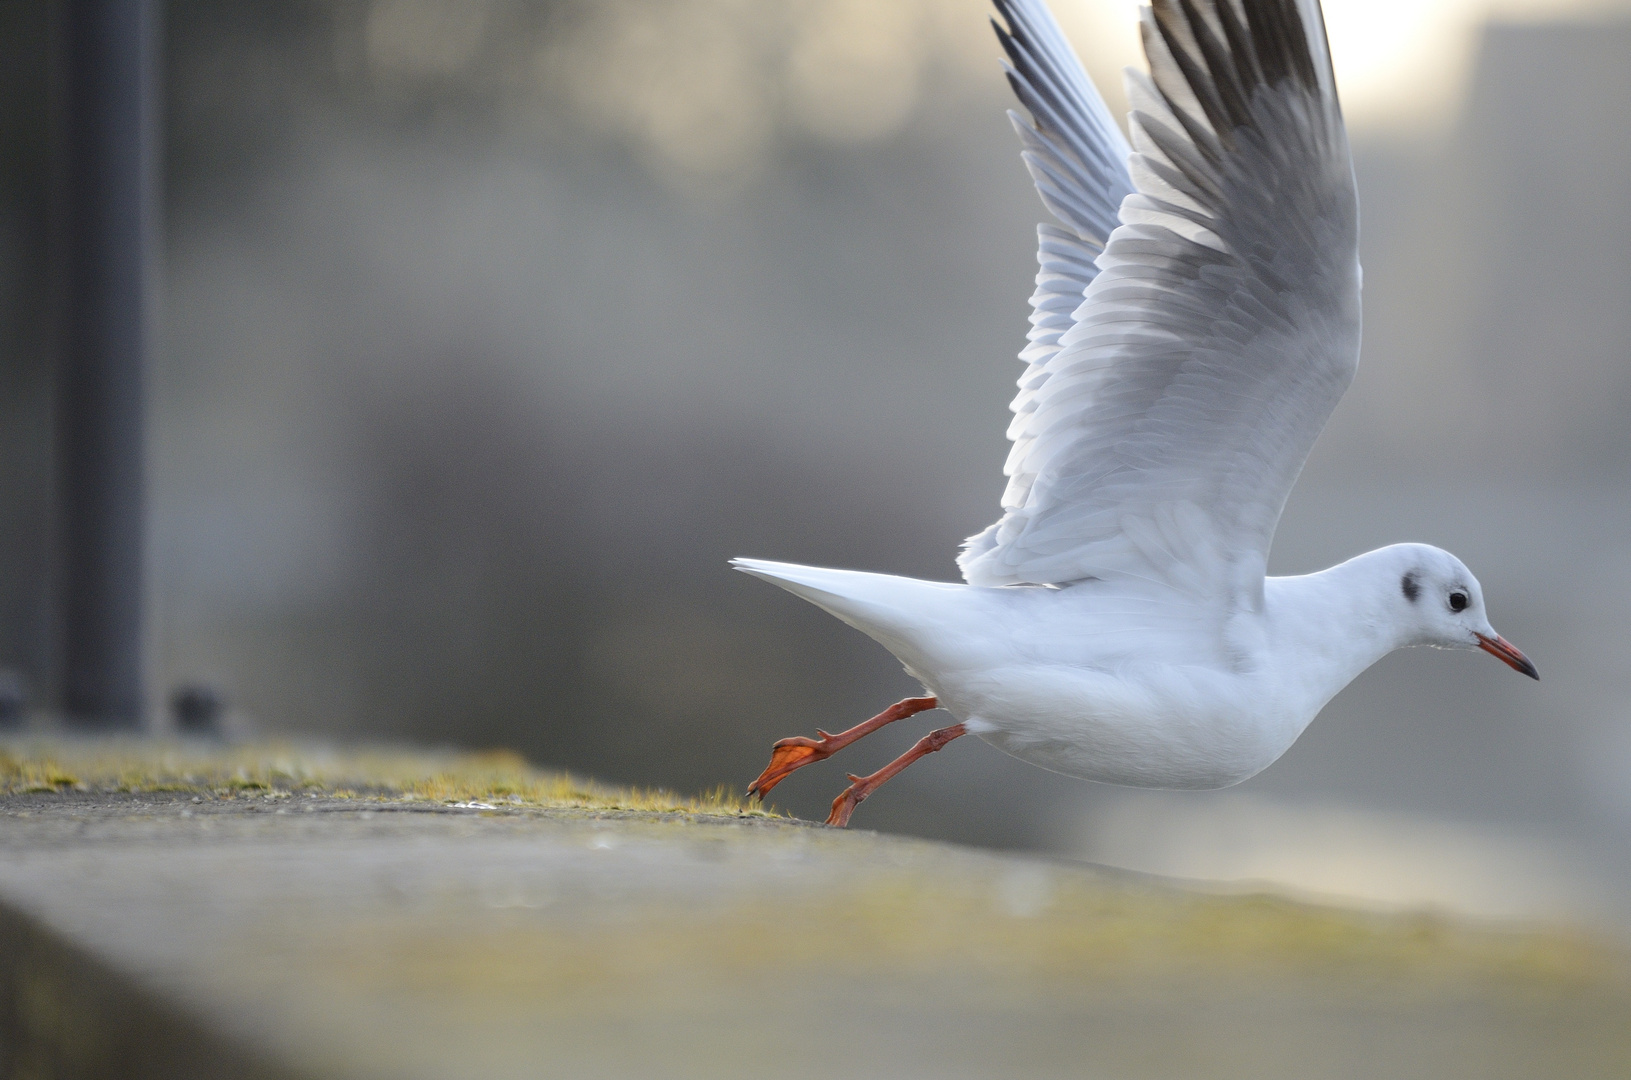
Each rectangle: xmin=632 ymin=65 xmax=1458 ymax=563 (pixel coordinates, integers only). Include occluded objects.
xmin=1460 ymin=21 xmax=1631 ymax=472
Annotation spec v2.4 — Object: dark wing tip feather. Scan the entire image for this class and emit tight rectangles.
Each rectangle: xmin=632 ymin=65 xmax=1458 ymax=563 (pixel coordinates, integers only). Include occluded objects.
xmin=1149 ymin=0 xmax=1334 ymax=151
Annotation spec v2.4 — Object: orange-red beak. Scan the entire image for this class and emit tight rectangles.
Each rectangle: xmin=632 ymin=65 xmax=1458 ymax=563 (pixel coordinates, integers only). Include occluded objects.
xmin=1476 ymin=633 xmax=1538 ymax=680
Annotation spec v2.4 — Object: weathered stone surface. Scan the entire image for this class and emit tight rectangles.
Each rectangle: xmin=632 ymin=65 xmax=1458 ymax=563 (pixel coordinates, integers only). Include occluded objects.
xmin=0 ymin=746 xmax=1626 ymax=1079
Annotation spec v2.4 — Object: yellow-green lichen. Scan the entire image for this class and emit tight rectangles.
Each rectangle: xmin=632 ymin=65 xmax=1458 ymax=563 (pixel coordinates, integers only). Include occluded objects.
xmin=0 ymin=753 xmax=81 ymax=793
xmin=0 ymin=739 xmax=777 ymax=819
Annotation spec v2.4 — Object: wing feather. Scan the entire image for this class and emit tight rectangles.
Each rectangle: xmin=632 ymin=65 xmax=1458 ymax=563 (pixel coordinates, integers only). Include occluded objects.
xmin=991 ymin=0 xmax=1137 ymax=437
xmin=962 ymin=0 xmax=1360 ymax=612
xmin=993 ymin=0 xmax=1135 ymax=246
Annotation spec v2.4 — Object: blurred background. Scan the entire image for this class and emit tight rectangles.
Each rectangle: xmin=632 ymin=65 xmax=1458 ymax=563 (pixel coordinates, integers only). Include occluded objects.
xmin=3 ymin=0 xmax=1631 ymax=928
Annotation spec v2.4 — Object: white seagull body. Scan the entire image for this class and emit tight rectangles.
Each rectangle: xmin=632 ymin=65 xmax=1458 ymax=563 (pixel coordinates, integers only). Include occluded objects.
xmin=736 ymin=0 xmax=1536 ymax=824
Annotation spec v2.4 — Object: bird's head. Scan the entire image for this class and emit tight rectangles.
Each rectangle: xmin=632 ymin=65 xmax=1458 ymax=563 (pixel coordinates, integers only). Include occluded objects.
xmin=1388 ymin=544 xmax=1537 ymax=679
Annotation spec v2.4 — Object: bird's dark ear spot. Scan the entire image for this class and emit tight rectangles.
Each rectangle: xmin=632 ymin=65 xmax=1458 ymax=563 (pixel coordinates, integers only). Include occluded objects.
xmin=1401 ymin=572 xmax=1420 ymax=603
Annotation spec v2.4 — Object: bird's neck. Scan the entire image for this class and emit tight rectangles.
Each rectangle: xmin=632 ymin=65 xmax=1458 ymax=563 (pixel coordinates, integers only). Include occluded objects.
xmin=1262 ymin=549 xmax=1416 ymax=709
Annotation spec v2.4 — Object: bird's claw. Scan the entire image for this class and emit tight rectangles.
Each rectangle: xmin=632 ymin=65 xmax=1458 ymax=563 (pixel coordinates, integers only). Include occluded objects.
xmin=746 ymin=735 xmax=836 ymax=800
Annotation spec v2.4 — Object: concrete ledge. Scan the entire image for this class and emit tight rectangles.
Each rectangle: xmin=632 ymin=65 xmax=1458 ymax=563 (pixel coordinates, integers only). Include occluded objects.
xmin=0 ymin=887 xmax=298 ymax=1080
xmin=0 ymin=742 xmax=1626 ymax=1079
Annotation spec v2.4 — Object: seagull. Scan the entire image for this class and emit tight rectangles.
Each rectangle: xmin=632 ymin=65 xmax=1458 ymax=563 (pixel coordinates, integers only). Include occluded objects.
xmin=735 ymin=0 xmax=1537 ymax=828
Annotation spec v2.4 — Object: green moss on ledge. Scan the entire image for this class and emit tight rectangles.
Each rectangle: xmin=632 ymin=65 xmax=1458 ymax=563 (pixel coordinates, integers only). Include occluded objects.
xmin=0 ymin=737 xmax=775 ymax=818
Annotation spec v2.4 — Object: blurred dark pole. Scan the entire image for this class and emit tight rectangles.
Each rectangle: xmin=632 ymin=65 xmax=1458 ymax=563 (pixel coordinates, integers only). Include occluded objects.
xmin=52 ymin=0 xmax=157 ymax=729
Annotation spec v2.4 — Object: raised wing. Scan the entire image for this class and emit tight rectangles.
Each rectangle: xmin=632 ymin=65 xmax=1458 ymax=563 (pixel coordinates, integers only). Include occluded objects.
xmin=992 ymin=0 xmax=1135 ymax=395
xmin=960 ymin=0 xmax=1360 ymax=613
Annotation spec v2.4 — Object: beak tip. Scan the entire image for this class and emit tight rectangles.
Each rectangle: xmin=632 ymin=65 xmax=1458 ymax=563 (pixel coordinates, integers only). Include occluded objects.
xmin=1478 ymin=633 xmax=1538 ymax=681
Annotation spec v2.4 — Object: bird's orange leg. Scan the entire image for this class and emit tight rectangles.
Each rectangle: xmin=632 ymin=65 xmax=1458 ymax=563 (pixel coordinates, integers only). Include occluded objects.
xmin=746 ymin=696 xmax=938 ymax=801
xmin=827 ymin=722 xmax=966 ymax=827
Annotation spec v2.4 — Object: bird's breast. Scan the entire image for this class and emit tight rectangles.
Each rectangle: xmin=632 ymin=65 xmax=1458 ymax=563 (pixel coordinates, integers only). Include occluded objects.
xmin=936 ymin=660 xmax=1307 ymax=790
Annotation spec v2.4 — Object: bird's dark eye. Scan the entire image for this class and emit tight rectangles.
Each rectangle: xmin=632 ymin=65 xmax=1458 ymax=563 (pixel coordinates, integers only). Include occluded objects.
xmin=1449 ymin=591 xmax=1469 ymax=612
